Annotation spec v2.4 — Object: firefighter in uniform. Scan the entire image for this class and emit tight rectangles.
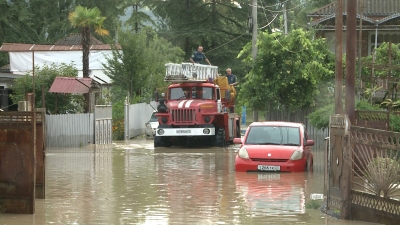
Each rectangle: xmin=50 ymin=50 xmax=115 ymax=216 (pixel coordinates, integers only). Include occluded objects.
xmin=190 ymin=46 xmax=211 ymax=65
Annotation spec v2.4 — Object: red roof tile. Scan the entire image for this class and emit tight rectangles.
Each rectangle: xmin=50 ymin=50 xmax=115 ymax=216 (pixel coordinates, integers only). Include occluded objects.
xmin=49 ymin=77 xmax=92 ymax=94
xmin=0 ymin=43 xmax=121 ymax=52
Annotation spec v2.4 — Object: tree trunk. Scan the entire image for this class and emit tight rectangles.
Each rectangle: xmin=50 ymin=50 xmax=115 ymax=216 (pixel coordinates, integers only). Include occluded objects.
xmin=82 ymin=26 xmax=91 ymax=113
xmin=82 ymin=26 xmax=90 ymax=78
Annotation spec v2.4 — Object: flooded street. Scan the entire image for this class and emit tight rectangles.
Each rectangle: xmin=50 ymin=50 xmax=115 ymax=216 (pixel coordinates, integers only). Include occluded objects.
xmin=0 ymin=139 xmax=380 ymax=225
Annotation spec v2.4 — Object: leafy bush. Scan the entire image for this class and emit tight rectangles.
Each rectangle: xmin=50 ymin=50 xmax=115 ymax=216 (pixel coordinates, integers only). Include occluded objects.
xmin=308 ymin=99 xmax=382 ymax=130
xmin=112 ymin=100 xmax=125 ymax=140
xmin=356 ymin=99 xmax=381 ymax=110
xmin=306 ymin=200 xmax=323 ymax=209
xmin=390 ymin=114 xmax=400 ymax=132
xmin=308 ymin=103 xmax=334 ymax=130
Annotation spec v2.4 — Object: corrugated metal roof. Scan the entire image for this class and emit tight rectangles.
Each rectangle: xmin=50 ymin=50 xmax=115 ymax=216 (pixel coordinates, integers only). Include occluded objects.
xmin=55 ymin=33 xmax=104 ymax=45
xmin=49 ymin=77 xmax=92 ymax=94
xmin=0 ymin=43 xmax=121 ymax=52
xmin=309 ymin=0 xmax=400 ymax=17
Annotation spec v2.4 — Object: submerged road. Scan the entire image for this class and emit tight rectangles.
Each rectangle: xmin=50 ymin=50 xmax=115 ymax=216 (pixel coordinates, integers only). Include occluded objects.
xmin=0 ymin=138 xmax=381 ymax=225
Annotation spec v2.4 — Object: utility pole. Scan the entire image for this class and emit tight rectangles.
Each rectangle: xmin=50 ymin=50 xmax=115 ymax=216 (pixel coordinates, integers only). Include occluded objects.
xmin=346 ymin=0 xmax=357 ymax=124
xmin=358 ymin=0 xmax=364 ymax=100
xmin=252 ymin=0 xmax=258 ymax=122
xmin=283 ymin=3 xmax=288 ymax=35
xmin=335 ymin=0 xmax=343 ymax=114
xmin=341 ymin=2 xmax=357 ymax=219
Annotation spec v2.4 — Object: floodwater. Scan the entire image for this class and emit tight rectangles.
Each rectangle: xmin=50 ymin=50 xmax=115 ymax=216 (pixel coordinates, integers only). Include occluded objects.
xmin=0 ymin=139 xmax=381 ymax=225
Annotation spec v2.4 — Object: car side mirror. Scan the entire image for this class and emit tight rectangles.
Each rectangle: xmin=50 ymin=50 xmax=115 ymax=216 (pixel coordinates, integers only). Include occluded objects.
xmin=305 ymin=140 xmax=315 ymax=146
xmin=233 ymin=138 xmax=242 ymax=144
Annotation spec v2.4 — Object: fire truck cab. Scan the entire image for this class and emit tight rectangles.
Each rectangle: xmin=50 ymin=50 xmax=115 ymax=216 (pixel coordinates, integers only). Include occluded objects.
xmin=154 ymin=63 xmax=241 ymax=147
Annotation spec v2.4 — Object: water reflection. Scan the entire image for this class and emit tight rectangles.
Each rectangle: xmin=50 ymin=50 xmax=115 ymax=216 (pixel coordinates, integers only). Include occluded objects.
xmin=0 ymin=140 xmax=382 ymax=225
xmin=235 ymin=173 xmax=306 ymax=218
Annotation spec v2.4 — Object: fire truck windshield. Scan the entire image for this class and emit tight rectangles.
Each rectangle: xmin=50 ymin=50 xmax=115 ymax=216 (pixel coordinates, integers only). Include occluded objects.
xmin=170 ymin=87 xmax=214 ymax=100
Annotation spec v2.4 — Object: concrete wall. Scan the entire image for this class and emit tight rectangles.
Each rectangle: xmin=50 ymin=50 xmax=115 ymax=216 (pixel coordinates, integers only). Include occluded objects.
xmin=127 ymin=101 xmax=157 ymax=138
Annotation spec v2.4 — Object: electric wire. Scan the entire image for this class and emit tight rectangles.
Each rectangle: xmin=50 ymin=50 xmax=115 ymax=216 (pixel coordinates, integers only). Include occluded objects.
xmin=259 ymin=0 xmax=306 ymax=53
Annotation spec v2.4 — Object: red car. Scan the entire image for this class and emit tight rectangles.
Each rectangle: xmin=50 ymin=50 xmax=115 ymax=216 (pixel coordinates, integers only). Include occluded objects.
xmin=234 ymin=122 xmax=314 ymax=172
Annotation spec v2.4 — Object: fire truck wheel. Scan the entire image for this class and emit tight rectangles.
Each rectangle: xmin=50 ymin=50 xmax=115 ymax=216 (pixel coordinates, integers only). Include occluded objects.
xmin=215 ymin=128 xmax=226 ymax=147
xmin=154 ymin=136 xmax=171 ymax=147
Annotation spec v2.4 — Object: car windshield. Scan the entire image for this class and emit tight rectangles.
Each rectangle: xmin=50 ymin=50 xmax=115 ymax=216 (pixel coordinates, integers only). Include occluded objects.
xmin=245 ymin=126 xmax=301 ymax=146
xmin=149 ymin=112 xmax=158 ymax=122
xmin=169 ymin=87 xmax=214 ymax=100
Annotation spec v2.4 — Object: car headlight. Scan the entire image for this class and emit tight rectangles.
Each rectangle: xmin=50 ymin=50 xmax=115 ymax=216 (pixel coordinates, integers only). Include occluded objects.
xmin=204 ymin=116 xmax=210 ymax=123
xmin=161 ymin=117 xmax=168 ymax=124
xmin=290 ymin=149 xmax=303 ymax=160
xmin=238 ymin=147 xmax=249 ymax=160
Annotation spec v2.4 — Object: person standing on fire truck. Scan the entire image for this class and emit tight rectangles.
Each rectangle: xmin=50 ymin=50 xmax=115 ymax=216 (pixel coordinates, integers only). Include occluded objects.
xmin=190 ymin=46 xmax=211 ymax=65
xmin=226 ymin=68 xmax=238 ymax=86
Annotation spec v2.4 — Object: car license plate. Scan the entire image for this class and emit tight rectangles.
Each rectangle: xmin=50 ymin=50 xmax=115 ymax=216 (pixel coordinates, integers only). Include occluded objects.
xmin=176 ymin=130 xmax=191 ymax=134
xmin=257 ymin=165 xmax=280 ymax=171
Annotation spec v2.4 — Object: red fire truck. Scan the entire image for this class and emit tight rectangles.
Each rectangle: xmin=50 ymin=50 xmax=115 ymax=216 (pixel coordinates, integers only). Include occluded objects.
xmin=154 ymin=63 xmax=241 ymax=147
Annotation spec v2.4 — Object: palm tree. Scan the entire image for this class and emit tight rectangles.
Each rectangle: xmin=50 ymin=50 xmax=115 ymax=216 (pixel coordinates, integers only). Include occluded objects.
xmin=69 ymin=6 xmax=109 ymax=78
xmin=68 ymin=6 xmax=109 ymax=112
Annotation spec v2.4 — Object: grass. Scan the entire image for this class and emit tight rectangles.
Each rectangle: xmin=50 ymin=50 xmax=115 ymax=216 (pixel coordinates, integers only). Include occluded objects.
xmin=306 ymin=200 xmax=323 ymax=209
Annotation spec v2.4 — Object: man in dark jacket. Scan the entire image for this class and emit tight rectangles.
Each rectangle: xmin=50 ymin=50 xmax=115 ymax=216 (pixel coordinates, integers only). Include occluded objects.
xmin=190 ymin=46 xmax=211 ymax=65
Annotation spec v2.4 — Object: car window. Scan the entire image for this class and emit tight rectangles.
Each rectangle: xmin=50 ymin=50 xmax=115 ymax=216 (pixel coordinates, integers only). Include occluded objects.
xmin=245 ymin=126 xmax=300 ymax=146
xmin=149 ymin=112 xmax=158 ymax=122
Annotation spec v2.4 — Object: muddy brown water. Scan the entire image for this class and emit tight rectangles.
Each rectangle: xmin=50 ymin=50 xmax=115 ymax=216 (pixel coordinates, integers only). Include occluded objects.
xmin=0 ymin=138 xmax=381 ymax=225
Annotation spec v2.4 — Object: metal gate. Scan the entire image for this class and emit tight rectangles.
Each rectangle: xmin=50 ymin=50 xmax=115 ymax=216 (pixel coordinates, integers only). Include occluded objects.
xmin=94 ymin=105 xmax=112 ymax=144
xmin=0 ymin=112 xmax=37 ymax=214
xmin=326 ymin=114 xmax=352 ymax=219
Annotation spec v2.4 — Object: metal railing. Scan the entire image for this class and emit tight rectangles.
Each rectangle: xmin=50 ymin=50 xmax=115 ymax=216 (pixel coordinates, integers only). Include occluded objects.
xmin=165 ymin=63 xmax=218 ymax=82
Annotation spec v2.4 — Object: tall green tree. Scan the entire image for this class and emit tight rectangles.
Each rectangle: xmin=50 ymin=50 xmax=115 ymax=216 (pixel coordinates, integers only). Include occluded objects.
xmin=103 ymin=28 xmax=184 ymax=102
xmin=78 ymin=0 xmax=126 ymax=42
xmin=146 ymin=0 xmax=250 ymax=72
xmin=68 ymin=6 xmax=109 ymax=78
xmin=122 ymin=0 xmax=157 ymax=33
xmin=238 ymin=28 xmax=334 ymax=112
xmin=68 ymin=6 xmax=109 ymax=112
xmin=10 ymin=63 xmax=84 ymax=114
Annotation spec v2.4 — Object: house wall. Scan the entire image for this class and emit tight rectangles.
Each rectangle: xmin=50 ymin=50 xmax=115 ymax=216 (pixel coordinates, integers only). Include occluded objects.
xmin=323 ymin=31 xmax=347 ymax=54
xmin=9 ymin=51 xmax=114 ymax=83
xmin=128 ymin=101 xmax=157 ymax=138
xmin=322 ymin=30 xmax=393 ymax=57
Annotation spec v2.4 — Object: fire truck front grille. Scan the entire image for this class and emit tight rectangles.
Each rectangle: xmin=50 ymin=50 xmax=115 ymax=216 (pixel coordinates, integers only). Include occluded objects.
xmin=172 ymin=109 xmax=196 ymax=122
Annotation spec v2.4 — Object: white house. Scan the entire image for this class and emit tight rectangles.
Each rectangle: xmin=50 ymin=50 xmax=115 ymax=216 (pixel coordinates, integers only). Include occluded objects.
xmin=0 ymin=34 xmax=121 ymax=111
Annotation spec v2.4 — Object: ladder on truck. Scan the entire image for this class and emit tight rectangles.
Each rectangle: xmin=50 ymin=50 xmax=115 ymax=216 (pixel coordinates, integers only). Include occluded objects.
xmin=165 ymin=63 xmax=218 ymax=82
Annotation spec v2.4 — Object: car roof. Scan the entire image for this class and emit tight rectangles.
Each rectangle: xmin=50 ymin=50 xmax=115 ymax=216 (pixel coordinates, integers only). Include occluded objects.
xmin=248 ymin=121 xmax=304 ymax=128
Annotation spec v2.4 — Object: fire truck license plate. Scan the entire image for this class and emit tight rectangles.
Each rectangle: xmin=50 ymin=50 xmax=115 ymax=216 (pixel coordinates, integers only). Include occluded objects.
xmin=176 ymin=130 xmax=191 ymax=134
xmin=257 ymin=165 xmax=280 ymax=171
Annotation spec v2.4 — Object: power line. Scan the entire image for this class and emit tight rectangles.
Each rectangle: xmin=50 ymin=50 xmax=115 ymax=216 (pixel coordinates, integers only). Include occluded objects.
xmin=204 ymin=33 xmax=247 ymax=54
xmin=258 ymin=0 xmax=306 ymax=53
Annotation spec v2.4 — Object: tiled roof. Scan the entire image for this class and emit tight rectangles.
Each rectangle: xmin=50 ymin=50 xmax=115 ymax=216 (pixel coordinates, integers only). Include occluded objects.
xmin=309 ymin=0 xmax=400 ymax=17
xmin=49 ymin=77 xmax=92 ymax=94
xmin=55 ymin=33 xmax=104 ymax=45
xmin=0 ymin=43 xmax=121 ymax=52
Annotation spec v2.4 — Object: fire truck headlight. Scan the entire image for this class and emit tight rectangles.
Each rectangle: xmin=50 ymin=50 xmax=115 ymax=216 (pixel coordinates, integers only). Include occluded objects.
xmin=203 ymin=128 xmax=210 ymax=134
xmin=161 ymin=117 xmax=168 ymax=124
xmin=204 ymin=116 xmax=210 ymax=123
xmin=157 ymin=129 xmax=165 ymax=135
